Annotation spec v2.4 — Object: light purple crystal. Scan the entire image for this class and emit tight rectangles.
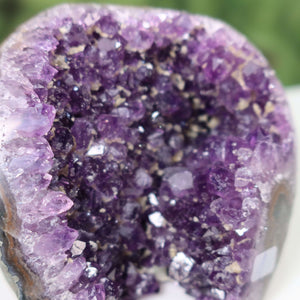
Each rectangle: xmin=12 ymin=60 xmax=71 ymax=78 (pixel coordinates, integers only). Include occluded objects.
xmin=0 ymin=4 xmax=295 ymax=300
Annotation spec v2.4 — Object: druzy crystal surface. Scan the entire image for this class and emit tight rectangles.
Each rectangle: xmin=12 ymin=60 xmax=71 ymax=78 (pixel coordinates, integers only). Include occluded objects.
xmin=0 ymin=4 xmax=295 ymax=300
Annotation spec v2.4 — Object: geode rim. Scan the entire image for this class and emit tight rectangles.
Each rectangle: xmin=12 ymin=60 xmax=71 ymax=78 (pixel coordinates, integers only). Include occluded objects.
xmin=0 ymin=4 xmax=296 ymax=300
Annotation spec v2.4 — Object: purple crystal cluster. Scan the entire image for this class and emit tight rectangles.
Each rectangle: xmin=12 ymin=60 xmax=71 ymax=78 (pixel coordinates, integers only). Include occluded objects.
xmin=0 ymin=4 xmax=295 ymax=300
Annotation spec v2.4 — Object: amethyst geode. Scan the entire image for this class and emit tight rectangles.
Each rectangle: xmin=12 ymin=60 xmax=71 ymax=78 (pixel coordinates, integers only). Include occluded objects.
xmin=0 ymin=4 xmax=295 ymax=300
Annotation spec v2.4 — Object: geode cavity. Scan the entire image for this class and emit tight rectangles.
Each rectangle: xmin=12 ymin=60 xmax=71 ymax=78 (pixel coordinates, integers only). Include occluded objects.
xmin=0 ymin=4 xmax=295 ymax=300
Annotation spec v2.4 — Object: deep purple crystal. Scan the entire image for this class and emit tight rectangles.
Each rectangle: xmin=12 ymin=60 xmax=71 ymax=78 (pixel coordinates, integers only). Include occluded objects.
xmin=0 ymin=4 xmax=295 ymax=300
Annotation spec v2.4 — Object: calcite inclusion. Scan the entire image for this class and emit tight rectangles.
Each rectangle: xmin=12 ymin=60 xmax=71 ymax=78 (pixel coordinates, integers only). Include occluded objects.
xmin=0 ymin=4 xmax=295 ymax=300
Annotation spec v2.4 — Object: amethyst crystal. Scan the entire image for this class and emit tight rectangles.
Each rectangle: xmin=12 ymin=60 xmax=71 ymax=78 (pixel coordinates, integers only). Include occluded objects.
xmin=0 ymin=4 xmax=295 ymax=300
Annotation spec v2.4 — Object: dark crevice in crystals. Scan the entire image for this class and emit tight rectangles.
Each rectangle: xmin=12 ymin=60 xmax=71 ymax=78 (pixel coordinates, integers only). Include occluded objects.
xmin=43 ymin=13 xmax=279 ymax=300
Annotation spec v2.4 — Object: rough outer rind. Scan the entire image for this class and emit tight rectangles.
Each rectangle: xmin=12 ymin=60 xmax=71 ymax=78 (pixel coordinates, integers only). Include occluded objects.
xmin=0 ymin=4 xmax=295 ymax=300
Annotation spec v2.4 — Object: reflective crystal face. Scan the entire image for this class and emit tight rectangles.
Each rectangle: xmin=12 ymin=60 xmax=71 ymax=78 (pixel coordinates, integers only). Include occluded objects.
xmin=0 ymin=4 xmax=295 ymax=300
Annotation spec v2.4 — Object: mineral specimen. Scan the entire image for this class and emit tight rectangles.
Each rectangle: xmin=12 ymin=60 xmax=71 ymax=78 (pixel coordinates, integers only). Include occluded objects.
xmin=0 ymin=4 xmax=295 ymax=300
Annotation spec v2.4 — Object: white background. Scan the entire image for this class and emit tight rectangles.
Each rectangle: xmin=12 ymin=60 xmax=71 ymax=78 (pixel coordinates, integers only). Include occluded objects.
xmin=1 ymin=86 xmax=299 ymax=300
